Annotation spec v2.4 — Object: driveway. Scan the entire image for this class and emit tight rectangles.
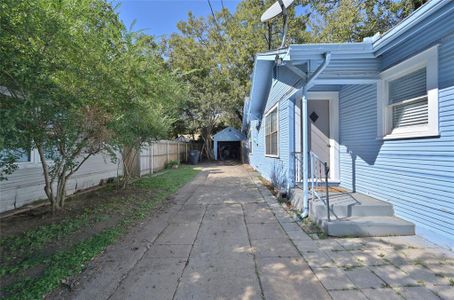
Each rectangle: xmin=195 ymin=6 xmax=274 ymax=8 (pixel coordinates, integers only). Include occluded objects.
xmin=51 ymin=163 xmax=454 ymax=300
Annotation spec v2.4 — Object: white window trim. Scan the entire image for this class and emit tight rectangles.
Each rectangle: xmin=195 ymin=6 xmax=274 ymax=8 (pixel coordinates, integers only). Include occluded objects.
xmin=14 ymin=149 xmax=43 ymax=169
xmin=377 ymin=45 xmax=439 ymax=140
xmin=264 ymin=103 xmax=279 ymax=158
xmin=307 ymin=92 xmax=340 ymax=182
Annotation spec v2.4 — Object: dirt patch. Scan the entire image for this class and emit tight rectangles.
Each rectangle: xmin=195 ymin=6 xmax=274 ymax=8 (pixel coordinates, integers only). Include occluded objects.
xmin=0 ymin=166 xmax=200 ymax=299
xmin=0 ymin=185 xmax=142 ymax=238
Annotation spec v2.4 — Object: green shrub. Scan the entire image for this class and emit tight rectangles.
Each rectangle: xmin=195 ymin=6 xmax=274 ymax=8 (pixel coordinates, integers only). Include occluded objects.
xmin=165 ymin=160 xmax=180 ymax=169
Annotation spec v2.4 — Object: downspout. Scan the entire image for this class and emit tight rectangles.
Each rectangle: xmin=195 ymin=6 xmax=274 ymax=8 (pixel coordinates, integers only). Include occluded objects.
xmin=300 ymin=52 xmax=331 ymax=218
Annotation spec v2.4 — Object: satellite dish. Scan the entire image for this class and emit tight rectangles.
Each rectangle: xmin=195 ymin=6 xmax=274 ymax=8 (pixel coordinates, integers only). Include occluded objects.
xmin=261 ymin=0 xmax=295 ymax=49
xmin=261 ymin=0 xmax=295 ymax=22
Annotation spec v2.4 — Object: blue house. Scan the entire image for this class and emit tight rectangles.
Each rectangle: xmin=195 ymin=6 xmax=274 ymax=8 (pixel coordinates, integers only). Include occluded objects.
xmin=243 ymin=0 xmax=454 ymax=249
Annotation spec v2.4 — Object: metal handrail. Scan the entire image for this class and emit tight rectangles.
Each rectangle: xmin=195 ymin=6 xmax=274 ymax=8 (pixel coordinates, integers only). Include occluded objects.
xmin=310 ymin=151 xmax=331 ymax=221
xmin=294 ymin=152 xmax=303 ymax=183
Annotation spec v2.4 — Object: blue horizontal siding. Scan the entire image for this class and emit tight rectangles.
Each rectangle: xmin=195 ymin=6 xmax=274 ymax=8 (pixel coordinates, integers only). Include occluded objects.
xmin=318 ymin=58 xmax=380 ymax=80
xmin=339 ymin=33 xmax=454 ymax=249
xmin=250 ymin=97 xmax=291 ymax=188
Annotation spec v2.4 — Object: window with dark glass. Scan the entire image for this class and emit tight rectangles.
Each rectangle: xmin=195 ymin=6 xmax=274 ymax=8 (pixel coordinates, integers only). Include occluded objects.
xmin=265 ymin=106 xmax=278 ymax=156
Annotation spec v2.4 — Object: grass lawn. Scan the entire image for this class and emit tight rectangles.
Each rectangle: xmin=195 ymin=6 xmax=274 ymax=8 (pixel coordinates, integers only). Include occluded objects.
xmin=0 ymin=165 xmax=200 ymax=300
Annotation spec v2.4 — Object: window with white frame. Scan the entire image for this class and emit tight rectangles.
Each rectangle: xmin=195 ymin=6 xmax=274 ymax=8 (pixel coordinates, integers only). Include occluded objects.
xmin=265 ymin=105 xmax=278 ymax=156
xmin=378 ymin=45 xmax=439 ymax=139
xmin=1 ymin=148 xmax=31 ymax=162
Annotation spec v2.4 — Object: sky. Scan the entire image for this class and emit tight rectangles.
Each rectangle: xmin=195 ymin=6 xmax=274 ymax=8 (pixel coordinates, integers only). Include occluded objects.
xmin=115 ymin=0 xmax=241 ymax=39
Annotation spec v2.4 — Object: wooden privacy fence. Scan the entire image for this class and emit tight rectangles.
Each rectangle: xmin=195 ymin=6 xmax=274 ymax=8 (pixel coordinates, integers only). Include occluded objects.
xmin=139 ymin=141 xmax=193 ymax=176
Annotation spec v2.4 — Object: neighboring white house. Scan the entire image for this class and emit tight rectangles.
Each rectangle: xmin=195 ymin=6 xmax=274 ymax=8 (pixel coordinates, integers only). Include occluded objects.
xmin=0 ymin=151 xmax=121 ymax=213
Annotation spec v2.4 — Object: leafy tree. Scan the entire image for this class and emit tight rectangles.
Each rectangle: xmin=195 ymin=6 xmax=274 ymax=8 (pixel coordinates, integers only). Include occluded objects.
xmin=166 ymin=2 xmax=309 ymax=158
xmin=110 ymin=32 xmax=185 ymax=187
xmin=0 ymin=0 xmax=182 ymax=208
xmin=306 ymin=0 xmax=429 ymax=42
xmin=167 ymin=0 xmax=423 ymax=159
xmin=1 ymin=0 xmax=122 ymax=210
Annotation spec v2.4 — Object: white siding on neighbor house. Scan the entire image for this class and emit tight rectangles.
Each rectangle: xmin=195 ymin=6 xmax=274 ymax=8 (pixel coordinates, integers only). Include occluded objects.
xmin=0 ymin=153 xmax=121 ymax=213
xmin=339 ymin=31 xmax=454 ymax=247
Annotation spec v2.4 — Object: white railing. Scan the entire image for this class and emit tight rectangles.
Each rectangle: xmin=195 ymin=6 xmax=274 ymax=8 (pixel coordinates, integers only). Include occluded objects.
xmin=310 ymin=151 xmax=331 ymax=221
xmin=294 ymin=152 xmax=303 ymax=183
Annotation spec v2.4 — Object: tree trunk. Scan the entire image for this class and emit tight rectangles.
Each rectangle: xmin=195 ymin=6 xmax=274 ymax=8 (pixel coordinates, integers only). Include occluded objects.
xmin=36 ymin=143 xmax=57 ymax=210
xmin=201 ymin=128 xmax=214 ymax=160
xmin=56 ymin=175 xmax=67 ymax=209
xmin=121 ymin=145 xmax=139 ymax=189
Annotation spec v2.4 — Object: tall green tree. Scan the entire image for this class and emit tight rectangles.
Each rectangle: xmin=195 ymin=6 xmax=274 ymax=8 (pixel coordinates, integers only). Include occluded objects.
xmin=166 ymin=2 xmax=309 ymax=158
xmin=110 ymin=32 xmax=185 ymax=187
xmin=1 ymin=0 xmax=122 ymax=210
xmin=306 ymin=0 xmax=429 ymax=42
xmin=167 ymin=0 xmax=424 ymax=159
xmin=0 ymin=0 xmax=183 ymax=209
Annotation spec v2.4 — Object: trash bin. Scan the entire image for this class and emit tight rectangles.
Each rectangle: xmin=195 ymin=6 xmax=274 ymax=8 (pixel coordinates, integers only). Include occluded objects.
xmin=189 ymin=150 xmax=200 ymax=165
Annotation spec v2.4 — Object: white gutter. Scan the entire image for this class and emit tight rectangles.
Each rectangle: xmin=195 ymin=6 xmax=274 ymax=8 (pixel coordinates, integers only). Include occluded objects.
xmin=300 ymin=52 xmax=331 ymax=218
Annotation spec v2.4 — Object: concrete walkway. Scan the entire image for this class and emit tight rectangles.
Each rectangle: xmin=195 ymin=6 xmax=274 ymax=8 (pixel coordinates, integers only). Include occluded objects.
xmin=51 ymin=163 xmax=454 ymax=300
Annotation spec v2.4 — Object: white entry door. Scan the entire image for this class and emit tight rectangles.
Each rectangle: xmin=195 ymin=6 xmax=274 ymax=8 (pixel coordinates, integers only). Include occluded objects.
xmin=308 ymin=100 xmax=330 ymax=169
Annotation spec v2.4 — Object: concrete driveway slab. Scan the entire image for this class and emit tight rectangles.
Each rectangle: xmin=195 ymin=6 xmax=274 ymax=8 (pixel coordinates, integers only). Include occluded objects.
xmin=360 ymin=288 xmax=402 ymax=300
xmin=400 ymin=264 xmax=452 ymax=286
xmin=396 ymin=286 xmax=441 ymax=300
xmin=293 ymin=239 xmax=319 ymax=253
xmin=344 ymin=267 xmax=386 ymax=288
xmin=111 ymin=258 xmax=186 ymax=300
xmin=154 ymin=222 xmax=201 ymax=244
xmin=251 ymin=238 xmax=300 ymax=257
xmin=369 ymin=265 xmax=419 ymax=287
xmin=302 ymin=250 xmax=335 ymax=268
xmin=432 ymin=285 xmax=454 ymax=300
xmin=170 ymin=204 xmax=205 ymax=224
xmin=256 ymin=257 xmax=331 ymax=300
xmin=325 ymin=250 xmax=365 ymax=267
xmin=247 ymin=222 xmax=286 ymax=240
xmin=312 ymin=267 xmax=356 ymax=290
xmin=329 ymin=290 xmax=368 ymax=300
xmin=174 ymin=254 xmax=261 ymax=300
xmin=51 ymin=163 xmax=453 ymax=300
xmin=147 ymin=244 xmax=193 ymax=258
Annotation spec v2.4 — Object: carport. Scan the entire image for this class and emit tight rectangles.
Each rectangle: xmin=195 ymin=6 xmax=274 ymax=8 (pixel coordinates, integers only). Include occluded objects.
xmin=213 ymin=127 xmax=246 ymax=161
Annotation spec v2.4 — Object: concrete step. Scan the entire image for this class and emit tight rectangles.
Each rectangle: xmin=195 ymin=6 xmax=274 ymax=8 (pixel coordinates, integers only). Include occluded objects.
xmin=311 ymin=192 xmax=395 ymax=219
xmin=322 ymin=216 xmax=415 ymax=237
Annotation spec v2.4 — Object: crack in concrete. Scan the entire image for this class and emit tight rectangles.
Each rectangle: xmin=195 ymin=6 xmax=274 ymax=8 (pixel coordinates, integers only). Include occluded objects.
xmin=171 ymin=204 xmax=208 ymax=300
xmin=240 ymin=202 xmax=266 ymax=300
xmin=106 ymin=171 xmax=208 ymax=300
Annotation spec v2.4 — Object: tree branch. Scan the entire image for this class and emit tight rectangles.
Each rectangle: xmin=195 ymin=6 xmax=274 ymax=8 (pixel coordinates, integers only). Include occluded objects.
xmin=65 ymin=153 xmax=93 ymax=180
xmin=36 ymin=142 xmax=54 ymax=202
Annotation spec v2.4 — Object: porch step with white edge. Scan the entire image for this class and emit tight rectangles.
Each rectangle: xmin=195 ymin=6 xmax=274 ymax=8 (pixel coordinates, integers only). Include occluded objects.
xmin=322 ymin=216 xmax=415 ymax=237
xmin=289 ymin=188 xmax=415 ymax=237
xmin=311 ymin=192 xmax=395 ymax=219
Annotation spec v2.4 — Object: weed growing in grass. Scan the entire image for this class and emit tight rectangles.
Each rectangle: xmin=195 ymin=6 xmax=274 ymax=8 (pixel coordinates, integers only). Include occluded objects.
xmin=3 ymin=226 xmax=123 ymax=300
xmin=0 ymin=213 xmax=91 ymax=260
xmin=300 ymin=218 xmax=327 ymax=239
